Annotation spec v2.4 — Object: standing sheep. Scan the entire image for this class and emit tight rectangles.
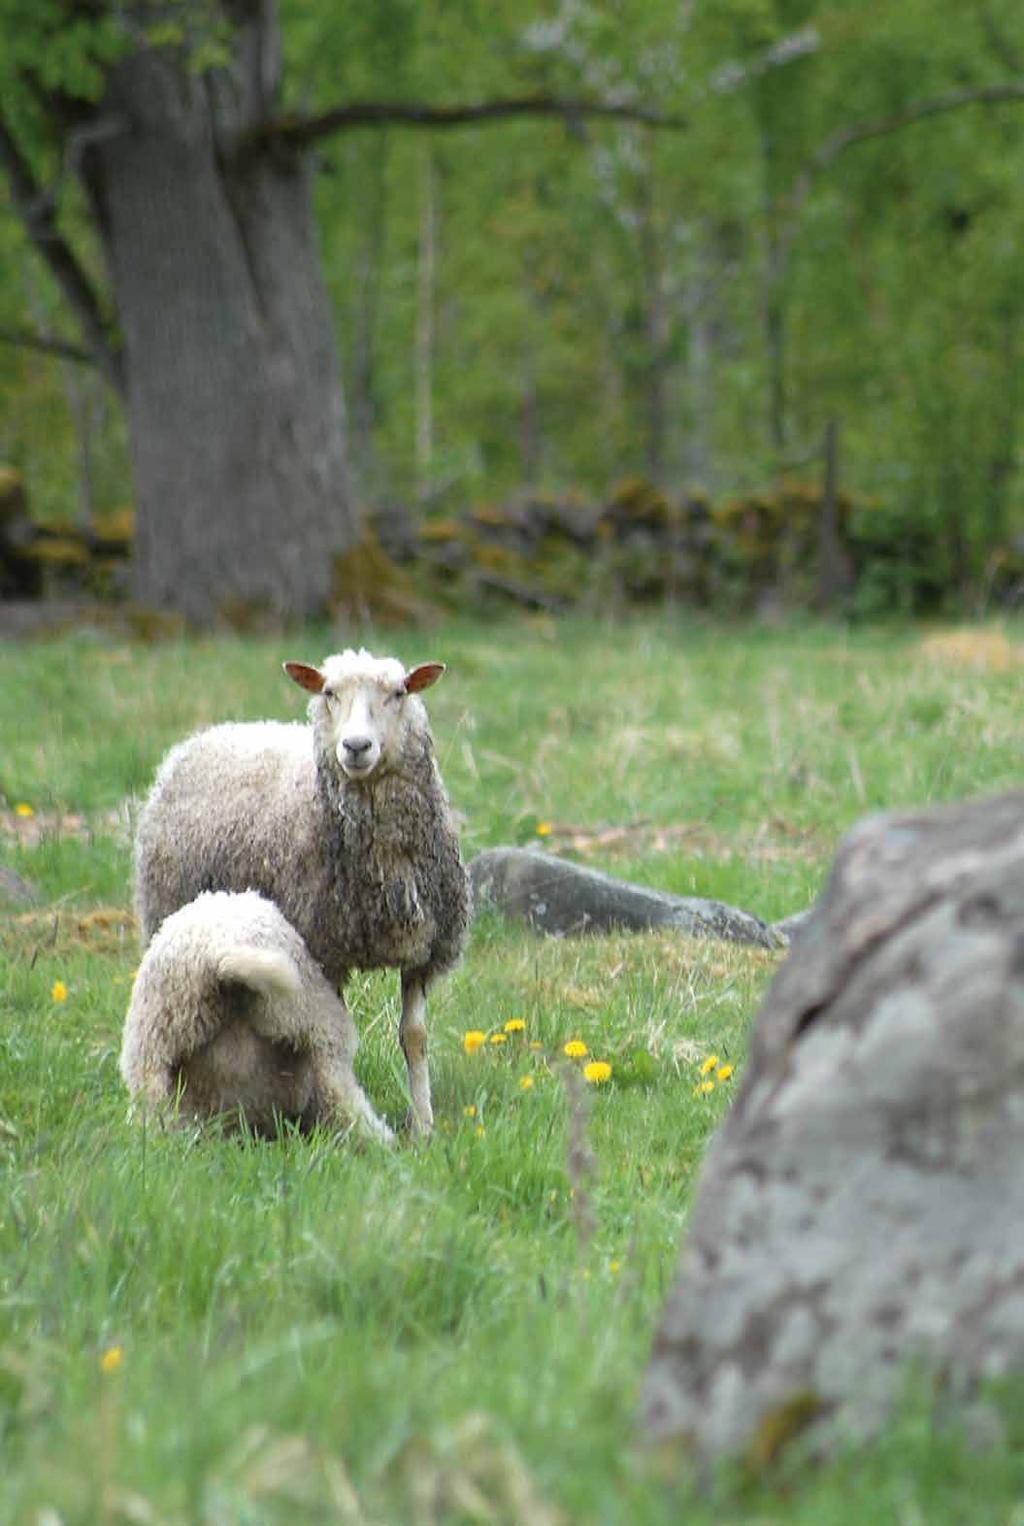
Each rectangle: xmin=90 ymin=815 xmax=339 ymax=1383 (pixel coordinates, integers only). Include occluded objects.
xmin=134 ymin=650 xmax=470 ymax=1135
xmin=120 ymin=889 xmax=393 ymax=1141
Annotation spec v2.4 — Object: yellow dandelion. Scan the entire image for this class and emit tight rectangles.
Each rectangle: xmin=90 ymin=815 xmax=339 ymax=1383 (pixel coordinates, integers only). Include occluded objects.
xmin=563 ymin=1039 xmax=588 ymax=1059
xmin=529 ymin=1041 xmax=544 ymax=1050
xmin=475 ymin=1125 xmax=486 ymax=1139
xmin=518 ymin=1075 xmax=535 ymax=1091
xmin=464 ymin=1104 xmax=477 ymax=1119
xmin=700 ymin=1054 xmax=719 ymax=1076
xmin=463 ymin=1030 xmax=486 ymax=1055
xmin=536 ymin=821 xmax=553 ymax=837
xmin=696 ymin=1079 xmax=715 ymax=1095
xmin=489 ymin=1032 xmax=507 ymax=1046
xmin=717 ymin=1063 xmax=734 ymax=1081
xmin=15 ymin=802 xmax=35 ymax=818
xmin=504 ymin=1018 xmax=526 ymax=1033
xmin=100 ymin=1345 xmax=123 ymax=1375
xmin=609 ymin=1259 xmax=622 ymax=1275
xmin=583 ymin=1060 xmax=612 ymax=1085
xmin=51 ymin=980 xmax=68 ymax=1004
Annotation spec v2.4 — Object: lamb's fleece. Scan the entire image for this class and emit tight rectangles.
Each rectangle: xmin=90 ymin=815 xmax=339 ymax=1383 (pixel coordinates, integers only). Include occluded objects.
xmin=119 ymin=889 xmax=392 ymax=1141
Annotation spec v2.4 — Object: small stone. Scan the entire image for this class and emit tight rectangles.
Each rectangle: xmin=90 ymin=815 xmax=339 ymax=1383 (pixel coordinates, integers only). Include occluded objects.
xmin=0 ymin=866 xmax=42 ymax=907
xmin=468 ymin=846 xmax=779 ymax=949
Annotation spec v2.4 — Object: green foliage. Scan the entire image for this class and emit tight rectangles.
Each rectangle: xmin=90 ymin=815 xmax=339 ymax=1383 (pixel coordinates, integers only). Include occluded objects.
xmin=0 ymin=1 xmax=125 ymax=107
xmin=2 ymin=1 xmax=1024 ymax=605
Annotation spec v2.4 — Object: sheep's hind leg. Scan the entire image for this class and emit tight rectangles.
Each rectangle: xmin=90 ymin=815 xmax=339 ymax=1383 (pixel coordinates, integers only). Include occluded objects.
xmin=400 ymin=970 xmax=433 ymax=1136
xmin=247 ymin=995 xmax=394 ymax=1146
xmin=312 ymin=1063 xmax=395 ymax=1146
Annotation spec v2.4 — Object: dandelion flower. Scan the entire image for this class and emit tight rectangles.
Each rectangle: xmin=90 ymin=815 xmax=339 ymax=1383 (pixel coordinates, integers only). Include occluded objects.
xmin=536 ymin=821 xmax=553 ymax=837
xmin=700 ymin=1054 xmax=719 ymax=1076
xmin=696 ymin=1079 xmax=715 ymax=1095
xmin=463 ymin=1030 xmax=486 ymax=1055
xmin=464 ymin=1104 xmax=477 ymax=1118
xmin=529 ymin=1041 xmax=543 ymax=1051
xmin=518 ymin=1075 xmax=535 ymax=1091
xmin=15 ymin=802 xmax=35 ymax=818
xmin=475 ymin=1125 xmax=486 ymax=1140
xmin=583 ymin=1060 xmax=612 ymax=1085
xmin=563 ymin=1039 xmax=588 ymax=1059
xmin=100 ymin=1345 xmax=123 ymax=1375
xmin=504 ymin=1018 xmax=526 ymax=1033
xmin=609 ymin=1259 xmax=622 ymax=1275
xmin=51 ymin=980 xmax=68 ymax=1004
xmin=717 ymin=1063 xmax=734 ymax=1081
xmin=489 ymin=1032 xmax=507 ymax=1045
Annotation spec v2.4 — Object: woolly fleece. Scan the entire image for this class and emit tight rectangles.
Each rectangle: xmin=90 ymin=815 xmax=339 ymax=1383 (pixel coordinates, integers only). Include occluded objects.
xmin=134 ymin=652 xmax=469 ymax=990
xmin=120 ymin=889 xmax=392 ymax=1140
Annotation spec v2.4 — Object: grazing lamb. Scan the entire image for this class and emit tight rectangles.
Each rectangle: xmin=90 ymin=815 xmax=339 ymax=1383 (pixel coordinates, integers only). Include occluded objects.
xmin=134 ymin=650 xmax=469 ymax=1135
xmin=120 ymin=889 xmax=393 ymax=1142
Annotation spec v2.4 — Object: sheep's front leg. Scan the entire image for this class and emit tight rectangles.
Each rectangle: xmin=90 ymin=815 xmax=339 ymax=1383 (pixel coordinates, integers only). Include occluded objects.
xmin=399 ymin=970 xmax=433 ymax=1136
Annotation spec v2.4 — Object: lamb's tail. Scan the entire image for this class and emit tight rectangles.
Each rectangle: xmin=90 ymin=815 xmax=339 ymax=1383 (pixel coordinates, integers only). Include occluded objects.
xmin=216 ymin=947 xmax=303 ymax=1000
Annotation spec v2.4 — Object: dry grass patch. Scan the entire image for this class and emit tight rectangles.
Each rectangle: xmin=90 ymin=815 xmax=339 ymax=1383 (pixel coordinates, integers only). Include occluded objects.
xmin=916 ymin=627 xmax=1022 ymax=672
xmin=1 ymin=903 xmax=136 ymax=957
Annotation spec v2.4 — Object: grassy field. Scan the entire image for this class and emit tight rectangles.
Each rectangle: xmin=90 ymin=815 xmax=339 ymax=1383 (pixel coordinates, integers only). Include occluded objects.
xmin=2 ymin=614 xmax=1022 ymax=1523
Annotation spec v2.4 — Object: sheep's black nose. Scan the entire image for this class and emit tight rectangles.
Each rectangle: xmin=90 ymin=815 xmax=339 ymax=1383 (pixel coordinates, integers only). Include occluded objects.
xmin=344 ymin=735 xmax=373 ymax=758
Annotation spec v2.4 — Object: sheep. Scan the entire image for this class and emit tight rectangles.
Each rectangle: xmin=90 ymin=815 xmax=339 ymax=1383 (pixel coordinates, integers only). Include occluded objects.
xmin=120 ymin=889 xmax=393 ymax=1143
xmin=133 ymin=649 xmax=469 ymax=1135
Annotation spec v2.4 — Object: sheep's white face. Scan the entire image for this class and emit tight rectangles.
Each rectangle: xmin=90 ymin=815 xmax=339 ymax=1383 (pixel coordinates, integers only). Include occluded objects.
xmin=284 ymin=651 xmax=445 ymax=782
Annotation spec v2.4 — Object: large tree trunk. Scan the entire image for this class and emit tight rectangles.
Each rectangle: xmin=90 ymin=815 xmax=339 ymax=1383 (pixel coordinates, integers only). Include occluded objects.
xmin=84 ymin=40 xmax=356 ymax=623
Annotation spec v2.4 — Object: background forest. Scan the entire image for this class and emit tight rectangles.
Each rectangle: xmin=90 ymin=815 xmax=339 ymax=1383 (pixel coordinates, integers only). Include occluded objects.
xmin=2 ymin=0 xmax=1024 ymax=615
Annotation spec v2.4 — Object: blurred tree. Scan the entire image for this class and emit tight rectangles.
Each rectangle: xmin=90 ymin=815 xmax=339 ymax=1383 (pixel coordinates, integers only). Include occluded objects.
xmin=2 ymin=0 xmax=1023 ymax=617
xmin=0 ymin=0 xmax=680 ymax=621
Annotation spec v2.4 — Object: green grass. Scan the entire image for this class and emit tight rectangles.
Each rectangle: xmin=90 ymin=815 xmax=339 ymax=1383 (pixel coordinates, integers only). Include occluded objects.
xmin=2 ymin=614 xmax=1023 ymax=1523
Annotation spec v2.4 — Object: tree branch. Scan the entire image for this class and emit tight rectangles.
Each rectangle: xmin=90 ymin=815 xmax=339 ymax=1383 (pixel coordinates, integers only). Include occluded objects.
xmin=0 ymin=325 xmax=97 ymax=365
xmin=249 ymin=94 xmax=688 ymax=152
xmin=974 ymin=2 xmax=1023 ymax=73
xmin=790 ymin=78 xmax=1024 ymax=230
xmin=0 ymin=112 xmax=124 ymax=395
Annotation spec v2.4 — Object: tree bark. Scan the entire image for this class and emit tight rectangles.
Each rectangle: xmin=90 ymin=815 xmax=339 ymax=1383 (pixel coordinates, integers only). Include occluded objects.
xmin=346 ymin=139 xmax=390 ymax=499
xmin=683 ymin=221 xmax=719 ymax=491
xmin=637 ymin=136 xmax=669 ymax=485
xmin=765 ymin=226 xmax=788 ymax=456
xmin=0 ymin=112 xmax=123 ymax=394
xmin=85 ymin=43 xmax=356 ymax=622
xmin=414 ymin=146 xmax=437 ymax=503
xmin=816 ymin=416 xmax=854 ymax=609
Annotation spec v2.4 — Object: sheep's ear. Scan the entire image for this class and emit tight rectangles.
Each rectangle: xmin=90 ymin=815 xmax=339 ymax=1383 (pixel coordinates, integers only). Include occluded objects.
xmin=404 ymin=662 xmax=446 ymax=693
xmin=283 ymin=661 xmax=325 ymax=695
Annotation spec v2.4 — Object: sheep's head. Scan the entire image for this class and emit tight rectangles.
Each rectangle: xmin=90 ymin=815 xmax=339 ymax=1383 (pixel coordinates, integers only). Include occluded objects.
xmin=284 ymin=650 xmax=445 ymax=782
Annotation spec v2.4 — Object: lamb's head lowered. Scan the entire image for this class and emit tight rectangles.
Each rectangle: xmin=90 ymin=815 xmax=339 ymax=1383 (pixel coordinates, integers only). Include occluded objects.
xmin=284 ymin=650 xmax=445 ymax=781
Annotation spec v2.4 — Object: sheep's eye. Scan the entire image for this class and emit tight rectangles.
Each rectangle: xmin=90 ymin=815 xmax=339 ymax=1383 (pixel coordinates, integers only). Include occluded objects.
xmin=322 ymin=689 xmax=336 ymax=704
xmin=389 ymin=688 xmax=405 ymax=704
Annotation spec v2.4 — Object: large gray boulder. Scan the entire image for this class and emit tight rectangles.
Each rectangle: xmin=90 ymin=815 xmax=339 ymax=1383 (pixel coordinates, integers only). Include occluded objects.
xmin=641 ymin=791 xmax=1024 ymax=1460
xmin=469 ymin=846 xmax=781 ymax=950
